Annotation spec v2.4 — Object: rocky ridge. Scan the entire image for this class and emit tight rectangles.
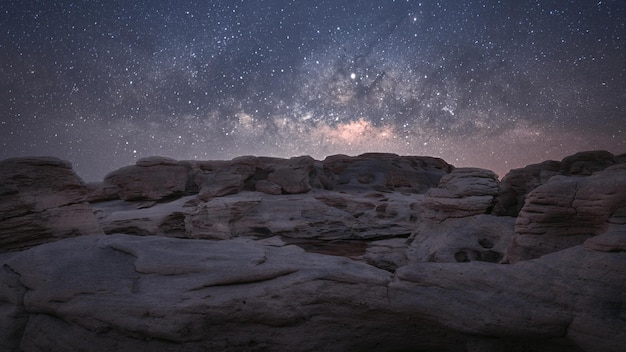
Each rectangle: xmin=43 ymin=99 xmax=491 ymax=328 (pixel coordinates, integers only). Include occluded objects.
xmin=1 ymin=151 xmax=625 ymax=351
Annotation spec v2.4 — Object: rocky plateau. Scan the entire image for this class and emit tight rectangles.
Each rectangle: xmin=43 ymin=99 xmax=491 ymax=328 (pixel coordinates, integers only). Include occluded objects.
xmin=1 ymin=150 xmax=625 ymax=351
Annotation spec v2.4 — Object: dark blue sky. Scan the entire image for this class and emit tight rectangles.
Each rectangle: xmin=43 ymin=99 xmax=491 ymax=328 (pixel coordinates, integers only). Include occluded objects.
xmin=2 ymin=0 xmax=625 ymax=180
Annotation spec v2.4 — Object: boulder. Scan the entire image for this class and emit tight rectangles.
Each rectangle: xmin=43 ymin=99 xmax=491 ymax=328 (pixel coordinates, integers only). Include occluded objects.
xmin=505 ymin=165 xmax=626 ymax=263
xmin=321 ymin=153 xmax=452 ymax=193
xmin=0 ymin=157 xmax=102 ymax=251
xmin=420 ymin=168 xmax=499 ymax=222
xmin=494 ymin=150 xmax=623 ymax=216
xmin=103 ymin=156 xmax=191 ymax=201
xmin=266 ymin=156 xmax=315 ymax=194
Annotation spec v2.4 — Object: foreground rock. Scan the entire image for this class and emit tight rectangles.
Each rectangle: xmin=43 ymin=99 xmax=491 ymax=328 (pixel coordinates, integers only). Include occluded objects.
xmin=2 ymin=233 xmax=623 ymax=351
xmin=0 ymin=157 xmax=102 ymax=251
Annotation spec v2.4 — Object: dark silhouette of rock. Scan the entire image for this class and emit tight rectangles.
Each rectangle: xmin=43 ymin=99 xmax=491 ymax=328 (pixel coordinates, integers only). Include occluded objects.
xmin=102 ymin=156 xmax=192 ymax=201
xmin=493 ymin=160 xmax=561 ymax=217
xmin=0 ymin=157 xmax=102 ymax=251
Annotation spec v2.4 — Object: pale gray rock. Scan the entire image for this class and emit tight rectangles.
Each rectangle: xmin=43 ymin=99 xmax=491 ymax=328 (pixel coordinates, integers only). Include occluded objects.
xmin=420 ymin=168 xmax=499 ymax=222
xmin=506 ymin=166 xmax=626 ymax=263
xmin=493 ymin=160 xmax=561 ymax=217
xmin=3 ymin=234 xmax=435 ymax=352
xmin=94 ymin=196 xmax=196 ymax=237
xmin=408 ymin=214 xmax=515 ymax=263
xmin=3 ymin=233 xmax=621 ymax=351
xmin=186 ymin=191 xmax=421 ymax=241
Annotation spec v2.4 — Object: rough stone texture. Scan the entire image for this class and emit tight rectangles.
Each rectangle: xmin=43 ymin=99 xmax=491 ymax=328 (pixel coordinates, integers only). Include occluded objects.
xmin=0 ymin=157 xmax=102 ymax=251
xmin=0 ymin=234 xmax=459 ymax=352
xmin=186 ymin=191 xmax=422 ymax=241
xmin=408 ymin=214 xmax=515 ymax=263
xmin=420 ymin=168 xmax=499 ymax=222
xmin=505 ymin=164 xmax=626 ymax=263
xmin=103 ymin=156 xmax=192 ymax=201
xmin=321 ymin=153 xmax=452 ymax=193
xmin=494 ymin=150 xmax=624 ymax=217
xmin=493 ymin=160 xmax=561 ymax=217
xmin=1 ymin=151 xmax=625 ymax=351
xmin=2 ymin=233 xmax=622 ymax=352
xmin=391 ymin=245 xmax=625 ymax=352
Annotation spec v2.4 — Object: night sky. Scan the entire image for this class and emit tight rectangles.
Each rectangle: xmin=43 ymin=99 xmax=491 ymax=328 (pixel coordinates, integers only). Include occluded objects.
xmin=2 ymin=1 xmax=625 ymax=181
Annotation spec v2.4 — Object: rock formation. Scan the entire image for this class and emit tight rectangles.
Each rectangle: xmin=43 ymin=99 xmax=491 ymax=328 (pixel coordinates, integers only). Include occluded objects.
xmin=0 ymin=157 xmax=102 ymax=251
xmin=0 ymin=151 xmax=624 ymax=351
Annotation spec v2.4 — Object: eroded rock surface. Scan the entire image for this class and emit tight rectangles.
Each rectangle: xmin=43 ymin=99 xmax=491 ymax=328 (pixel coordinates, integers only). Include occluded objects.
xmin=0 ymin=157 xmax=102 ymax=251
xmin=1 ymin=152 xmax=624 ymax=351
xmin=420 ymin=167 xmax=499 ymax=222
xmin=495 ymin=150 xmax=626 ymax=216
xmin=505 ymin=164 xmax=626 ymax=263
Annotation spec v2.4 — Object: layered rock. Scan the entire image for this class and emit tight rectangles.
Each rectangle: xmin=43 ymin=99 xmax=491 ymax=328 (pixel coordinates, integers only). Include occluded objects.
xmin=495 ymin=150 xmax=626 ymax=216
xmin=0 ymin=157 xmax=102 ymax=251
xmin=419 ymin=168 xmax=499 ymax=222
xmin=409 ymin=168 xmax=513 ymax=264
xmin=102 ymin=156 xmax=193 ymax=202
xmin=505 ymin=164 xmax=626 ymax=263
xmin=1 ymin=151 xmax=625 ymax=351
xmin=2 ymin=231 xmax=623 ymax=352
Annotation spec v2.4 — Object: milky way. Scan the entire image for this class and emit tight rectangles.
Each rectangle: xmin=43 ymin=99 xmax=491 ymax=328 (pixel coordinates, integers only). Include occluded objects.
xmin=2 ymin=0 xmax=625 ymax=181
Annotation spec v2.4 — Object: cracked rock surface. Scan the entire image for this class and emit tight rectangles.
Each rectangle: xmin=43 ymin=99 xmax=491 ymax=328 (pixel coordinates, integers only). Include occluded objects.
xmin=1 ymin=152 xmax=625 ymax=351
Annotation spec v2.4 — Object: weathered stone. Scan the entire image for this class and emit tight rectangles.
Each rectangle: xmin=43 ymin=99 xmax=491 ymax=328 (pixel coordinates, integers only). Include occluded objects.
xmin=420 ymin=168 xmax=499 ymax=222
xmin=103 ymin=157 xmax=191 ymax=201
xmin=321 ymin=153 xmax=452 ymax=193
xmin=408 ymin=214 xmax=515 ymax=263
xmin=0 ymin=157 xmax=102 ymax=251
xmin=505 ymin=166 xmax=626 ymax=263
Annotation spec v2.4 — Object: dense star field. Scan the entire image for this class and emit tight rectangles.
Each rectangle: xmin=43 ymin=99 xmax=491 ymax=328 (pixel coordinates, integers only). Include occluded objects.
xmin=1 ymin=0 xmax=625 ymax=181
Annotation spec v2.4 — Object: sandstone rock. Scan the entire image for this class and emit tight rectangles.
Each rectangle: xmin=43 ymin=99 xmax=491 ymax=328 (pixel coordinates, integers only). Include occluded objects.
xmin=94 ymin=196 xmax=196 ymax=237
xmin=196 ymin=171 xmax=245 ymax=200
xmin=560 ymin=150 xmax=618 ymax=176
xmin=505 ymin=166 xmax=626 ymax=263
xmin=494 ymin=150 xmax=624 ymax=217
xmin=266 ymin=156 xmax=315 ymax=194
xmin=420 ymin=168 xmax=499 ymax=222
xmin=3 ymin=232 xmax=622 ymax=351
xmin=408 ymin=214 xmax=515 ymax=263
xmin=321 ymin=153 xmax=452 ymax=193
xmin=3 ymin=234 xmax=430 ymax=352
xmin=583 ymin=225 xmax=626 ymax=252
xmin=103 ymin=157 xmax=191 ymax=201
xmin=493 ymin=160 xmax=561 ymax=216
xmin=391 ymin=245 xmax=626 ymax=352
xmin=0 ymin=157 xmax=102 ymax=251
xmin=255 ymin=180 xmax=282 ymax=195
xmin=186 ymin=191 xmax=421 ymax=241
